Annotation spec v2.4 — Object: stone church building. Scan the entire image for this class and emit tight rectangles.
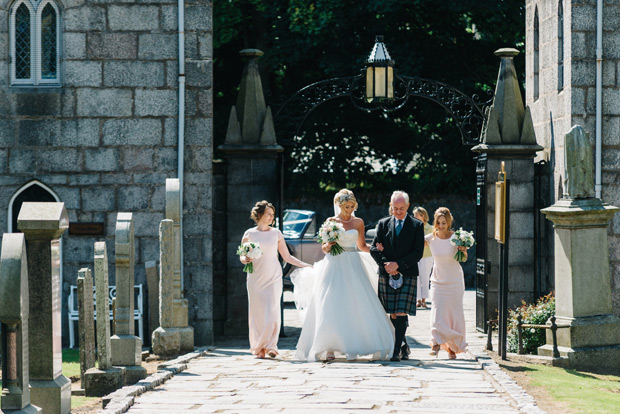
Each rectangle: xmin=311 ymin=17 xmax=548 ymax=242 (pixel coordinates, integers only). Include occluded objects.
xmin=0 ymin=0 xmax=215 ymax=345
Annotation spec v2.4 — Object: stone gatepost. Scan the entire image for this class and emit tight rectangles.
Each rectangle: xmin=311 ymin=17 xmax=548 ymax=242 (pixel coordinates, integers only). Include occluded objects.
xmin=17 ymin=202 xmax=70 ymax=414
xmin=472 ymin=48 xmax=543 ymax=317
xmin=77 ymin=268 xmax=96 ymax=389
xmin=540 ymin=125 xmax=620 ymax=370
xmin=84 ymin=242 xmax=125 ymax=397
xmin=152 ymin=219 xmax=193 ymax=355
xmin=0 ymin=233 xmax=42 ymax=414
xmin=110 ymin=213 xmax=146 ymax=384
xmin=217 ymin=49 xmax=284 ymax=335
xmin=145 ymin=260 xmax=159 ymax=345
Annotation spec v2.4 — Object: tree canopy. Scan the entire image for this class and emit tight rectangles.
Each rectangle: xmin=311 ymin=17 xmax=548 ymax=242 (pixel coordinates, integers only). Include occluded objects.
xmin=213 ymin=0 xmax=525 ymax=201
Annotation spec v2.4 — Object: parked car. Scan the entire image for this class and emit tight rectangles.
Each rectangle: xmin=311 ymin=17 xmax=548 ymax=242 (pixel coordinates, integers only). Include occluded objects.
xmin=281 ymin=209 xmax=325 ymax=289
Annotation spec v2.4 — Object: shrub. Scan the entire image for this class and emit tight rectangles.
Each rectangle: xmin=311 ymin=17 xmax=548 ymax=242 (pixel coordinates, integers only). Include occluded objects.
xmin=507 ymin=293 xmax=555 ymax=354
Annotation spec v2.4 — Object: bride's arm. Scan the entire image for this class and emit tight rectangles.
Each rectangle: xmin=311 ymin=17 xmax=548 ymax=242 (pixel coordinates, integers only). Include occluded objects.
xmin=356 ymin=219 xmax=370 ymax=253
xmin=277 ymin=236 xmax=312 ymax=267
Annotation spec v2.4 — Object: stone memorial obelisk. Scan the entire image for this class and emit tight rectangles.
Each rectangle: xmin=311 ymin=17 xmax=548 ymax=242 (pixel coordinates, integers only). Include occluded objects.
xmin=77 ymin=268 xmax=96 ymax=389
xmin=84 ymin=242 xmax=125 ymax=396
xmin=17 ymin=202 xmax=70 ymax=414
xmin=541 ymin=125 xmax=620 ymax=370
xmin=0 ymin=233 xmax=42 ymax=414
xmin=110 ymin=213 xmax=146 ymax=383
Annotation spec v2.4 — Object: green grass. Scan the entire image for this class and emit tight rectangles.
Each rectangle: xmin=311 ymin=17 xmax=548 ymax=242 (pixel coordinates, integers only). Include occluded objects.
xmin=526 ymin=364 xmax=620 ymax=414
xmin=72 ymin=395 xmax=99 ymax=409
xmin=62 ymin=348 xmax=82 ymax=380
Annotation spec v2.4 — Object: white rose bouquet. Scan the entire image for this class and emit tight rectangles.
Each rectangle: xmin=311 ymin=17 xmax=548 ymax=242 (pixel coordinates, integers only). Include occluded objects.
xmin=236 ymin=241 xmax=263 ymax=273
xmin=450 ymin=228 xmax=475 ymax=262
xmin=317 ymin=220 xmax=346 ymax=256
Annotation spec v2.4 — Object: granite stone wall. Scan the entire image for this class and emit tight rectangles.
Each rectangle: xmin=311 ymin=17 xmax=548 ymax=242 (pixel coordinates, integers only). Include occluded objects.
xmin=0 ymin=0 xmax=214 ymax=346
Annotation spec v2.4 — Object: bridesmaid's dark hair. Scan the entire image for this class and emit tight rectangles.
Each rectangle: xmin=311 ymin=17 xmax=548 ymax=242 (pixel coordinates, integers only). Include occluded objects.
xmin=250 ymin=200 xmax=275 ymax=224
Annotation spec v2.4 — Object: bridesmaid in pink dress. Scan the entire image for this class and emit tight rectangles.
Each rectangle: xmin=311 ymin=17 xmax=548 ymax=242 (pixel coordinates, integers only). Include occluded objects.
xmin=240 ymin=201 xmax=311 ymax=359
xmin=425 ymin=207 xmax=469 ymax=359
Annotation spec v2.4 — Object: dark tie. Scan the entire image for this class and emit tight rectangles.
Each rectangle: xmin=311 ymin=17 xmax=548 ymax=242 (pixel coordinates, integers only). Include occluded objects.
xmin=395 ymin=219 xmax=403 ymax=236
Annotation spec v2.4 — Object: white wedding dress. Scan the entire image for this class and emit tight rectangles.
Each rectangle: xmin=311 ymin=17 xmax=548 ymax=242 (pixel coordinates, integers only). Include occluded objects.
xmin=293 ymin=229 xmax=395 ymax=361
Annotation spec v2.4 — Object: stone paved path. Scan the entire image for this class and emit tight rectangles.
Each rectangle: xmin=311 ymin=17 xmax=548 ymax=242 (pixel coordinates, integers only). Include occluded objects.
xmin=123 ymin=290 xmax=539 ymax=413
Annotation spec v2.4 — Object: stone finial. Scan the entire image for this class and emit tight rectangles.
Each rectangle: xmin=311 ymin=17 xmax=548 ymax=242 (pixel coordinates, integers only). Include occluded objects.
xmin=0 ymin=233 xmax=41 ymax=413
xmin=17 ymin=202 xmax=68 ymax=239
xmin=94 ymin=242 xmax=112 ymax=369
xmin=563 ymin=125 xmax=595 ymax=199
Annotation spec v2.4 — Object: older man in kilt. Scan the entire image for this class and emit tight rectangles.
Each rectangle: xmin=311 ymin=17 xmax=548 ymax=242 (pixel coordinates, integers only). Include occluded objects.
xmin=370 ymin=191 xmax=425 ymax=361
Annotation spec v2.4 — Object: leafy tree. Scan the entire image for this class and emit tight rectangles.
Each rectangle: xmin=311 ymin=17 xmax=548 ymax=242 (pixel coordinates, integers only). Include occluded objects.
xmin=214 ymin=0 xmax=525 ymax=201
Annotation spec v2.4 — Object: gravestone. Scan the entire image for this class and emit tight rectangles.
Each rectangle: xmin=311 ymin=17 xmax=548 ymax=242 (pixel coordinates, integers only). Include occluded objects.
xmin=145 ymin=260 xmax=160 ymax=344
xmin=0 ymin=232 xmax=42 ymax=414
xmin=17 ymin=202 xmax=71 ymax=414
xmin=110 ymin=213 xmax=146 ymax=384
xmin=77 ymin=268 xmax=96 ymax=388
xmin=541 ymin=125 xmax=620 ymax=370
xmin=84 ymin=242 xmax=125 ymax=397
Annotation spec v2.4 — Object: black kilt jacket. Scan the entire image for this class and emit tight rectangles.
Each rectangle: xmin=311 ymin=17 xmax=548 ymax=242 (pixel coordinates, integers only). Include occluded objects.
xmin=370 ymin=214 xmax=425 ymax=315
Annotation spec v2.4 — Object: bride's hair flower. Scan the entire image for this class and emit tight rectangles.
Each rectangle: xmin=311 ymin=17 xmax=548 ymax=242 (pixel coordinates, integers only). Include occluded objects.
xmin=333 ymin=189 xmax=358 ymax=209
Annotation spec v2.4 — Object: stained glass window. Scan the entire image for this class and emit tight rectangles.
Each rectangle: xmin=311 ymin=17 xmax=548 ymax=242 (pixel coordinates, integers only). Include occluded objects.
xmin=41 ymin=4 xmax=57 ymax=79
xmin=15 ymin=4 xmax=31 ymax=80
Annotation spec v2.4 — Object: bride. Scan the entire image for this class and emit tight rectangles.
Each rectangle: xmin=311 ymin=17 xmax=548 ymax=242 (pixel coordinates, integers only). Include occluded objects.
xmin=293 ymin=189 xmax=395 ymax=361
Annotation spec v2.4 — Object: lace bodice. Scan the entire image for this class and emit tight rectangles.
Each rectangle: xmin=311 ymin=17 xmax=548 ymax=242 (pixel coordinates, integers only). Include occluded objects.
xmin=340 ymin=229 xmax=358 ymax=250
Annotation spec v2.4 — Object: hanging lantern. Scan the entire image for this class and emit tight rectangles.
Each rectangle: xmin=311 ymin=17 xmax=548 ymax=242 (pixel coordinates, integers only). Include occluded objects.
xmin=366 ymin=35 xmax=394 ymax=101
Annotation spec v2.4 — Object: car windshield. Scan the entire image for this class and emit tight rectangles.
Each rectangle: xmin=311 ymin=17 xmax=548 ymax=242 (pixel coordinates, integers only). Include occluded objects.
xmin=283 ymin=211 xmax=313 ymax=239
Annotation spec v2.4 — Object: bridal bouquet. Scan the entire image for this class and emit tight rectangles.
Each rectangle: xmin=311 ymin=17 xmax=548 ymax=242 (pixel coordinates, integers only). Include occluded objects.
xmin=317 ymin=220 xmax=345 ymax=256
xmin=450 ymin=228 xmax=475 ymax=262
xmin=236 ymin=241 xmax=263 ymax=273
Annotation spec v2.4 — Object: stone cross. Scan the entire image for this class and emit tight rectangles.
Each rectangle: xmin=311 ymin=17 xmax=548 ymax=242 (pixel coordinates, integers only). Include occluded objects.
xmin=0 ymin=233 xmax=42 ymax=414
xmin=84 ymin=242 xmax=125 ymax=397
xmin=77 ymin=268 xmax=96 ymax=386
xmin=17 ymin=202 xmax=71 ymax=414
xmin=110 ymin=212 xmax=146 ymax=384
xmin=145 ymin=260 xmax=160 ymax=342
xmin=563 ymin=125 xmax=595 ymax=199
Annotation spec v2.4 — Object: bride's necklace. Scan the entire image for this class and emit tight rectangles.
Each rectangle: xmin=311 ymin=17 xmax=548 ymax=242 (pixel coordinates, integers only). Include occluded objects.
xmin=338 ymin=215 xmax=353 ymax=223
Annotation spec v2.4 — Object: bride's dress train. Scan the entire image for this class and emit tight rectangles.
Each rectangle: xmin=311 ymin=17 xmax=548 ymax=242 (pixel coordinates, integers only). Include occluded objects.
xmin=292 ymin=229 xmax=395 ymax=361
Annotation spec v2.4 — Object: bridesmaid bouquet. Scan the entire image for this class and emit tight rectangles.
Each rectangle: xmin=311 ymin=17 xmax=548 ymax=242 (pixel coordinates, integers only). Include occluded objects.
xmin=451 ymin=228 xmax=475 ymax=262
xmin=317 ymin=220 xmax=345 ymax=256
xmin=236 ymin=242 xmax=263 ymax=273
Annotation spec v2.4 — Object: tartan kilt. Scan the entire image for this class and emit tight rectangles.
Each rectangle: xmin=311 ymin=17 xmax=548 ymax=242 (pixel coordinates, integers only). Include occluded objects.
xmin=378 ymin=274 xmax=417 ymax=315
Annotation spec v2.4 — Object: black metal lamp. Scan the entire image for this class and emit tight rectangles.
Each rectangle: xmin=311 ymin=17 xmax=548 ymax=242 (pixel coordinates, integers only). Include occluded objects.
xmin=366 ymin=35 xmax=394 ymax=101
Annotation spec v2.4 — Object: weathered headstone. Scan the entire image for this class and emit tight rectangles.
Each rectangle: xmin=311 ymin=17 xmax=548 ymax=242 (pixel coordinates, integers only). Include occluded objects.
xmin=77 ymin=268 xmax=96 ymax=388
xmin=145 ymin=260 xmax=160 ymax=344
xmin=110 ymin=213 xmax=146 ymax=384
xmin=17 ymin=202 xmax=70 ymax=414
xmin=0 ymin=233 xmax=42 ymax=414
xmin=541 ymin=127 xmax=620 ymax=370
xmin=84 ymin=242 xmax=125 ymax=397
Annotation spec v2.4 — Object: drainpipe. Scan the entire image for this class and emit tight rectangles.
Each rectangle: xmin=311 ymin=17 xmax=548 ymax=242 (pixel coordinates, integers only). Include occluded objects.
xmin=178 ymin=0 xmax=185 ymax=290
xmin=595 ymin=0 xmax=603 ymax=198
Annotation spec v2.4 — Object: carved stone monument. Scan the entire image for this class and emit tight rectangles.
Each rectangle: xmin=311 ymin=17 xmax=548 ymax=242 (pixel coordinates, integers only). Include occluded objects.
xmin=541 ymin=125 xmax=620 ymax=370
xmin=145 ymin=260 xmax=159 ymax=345
xmin=110 ymin=213 xmax=146 ymax=383
xmin=77 ymin=268 xmax=96 ymax=389
xmin=0 ymin=233 xmax=42 ymax=414
xmin=84 ymin=242 xmax=125 ymax=397
xmin=17 ymin=202 xmax=70 ymax=414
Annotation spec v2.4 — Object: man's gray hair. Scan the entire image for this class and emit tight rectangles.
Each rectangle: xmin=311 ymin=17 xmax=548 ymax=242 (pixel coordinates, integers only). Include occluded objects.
xmin=391 ymin=190 xmax=410 ymax=204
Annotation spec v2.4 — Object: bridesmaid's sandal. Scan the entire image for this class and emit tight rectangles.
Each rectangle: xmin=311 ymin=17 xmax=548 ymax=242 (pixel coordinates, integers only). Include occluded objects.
xmin=267 ymin=350 xmax=278 ymax=358
xmin=326 ymin=352 xmax=335 ymax=361
xmin=448 ymin=350 xmax=457 ymax=359
xmin=429 ymin=344 xmax=440 ymax=357
xmin=256 ymin=350 xmax=266 ymax=359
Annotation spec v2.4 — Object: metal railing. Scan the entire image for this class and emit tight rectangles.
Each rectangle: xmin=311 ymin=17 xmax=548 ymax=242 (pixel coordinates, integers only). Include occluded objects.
xmin=486 ymin=315 xmax=564 ymax=358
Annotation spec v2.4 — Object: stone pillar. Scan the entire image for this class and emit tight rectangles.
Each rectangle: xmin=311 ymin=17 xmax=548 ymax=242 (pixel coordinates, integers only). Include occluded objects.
xmin=0 ymin=233 xmax=42 ymax=414
xmin=17 ymin=202 xmax=70 ymax=414
xmin=152 ymin=220 xmax=193 ymax=355
xmin=472 ymin=48 xmax=543 ymax=318
xmin=84 ymin=242 xmax=125 ymax=397
xmin=217 ymin=49 xmax=284 ymax=335
xmin=110 ymin=213 xmax=146 ymax=384
xmin=145 ymin=260 xmax=159 ymax=345
xmin=77 ymin=268 xmax=95 ymax=387
xmin=540 ymin=125 xmax=620 ymax=369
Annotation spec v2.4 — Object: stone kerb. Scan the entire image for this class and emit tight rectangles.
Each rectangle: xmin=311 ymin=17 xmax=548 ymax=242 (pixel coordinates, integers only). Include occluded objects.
xmin=84 ymin=242 xmax=125 ymax=397
xmin=110 ymin=212 xmax=147 ymax=384
xmin=77 ymin=268 xmax=96 ymax=388
xmin=17 ymin=202 xmax=71 ymax=414
xmin=0 ymin=232 xmax=42 ymax=414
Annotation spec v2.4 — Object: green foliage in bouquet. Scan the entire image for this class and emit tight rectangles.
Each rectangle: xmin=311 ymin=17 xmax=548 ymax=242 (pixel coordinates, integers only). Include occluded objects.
xmin=507 ymin=293 xmax=555 ymax=355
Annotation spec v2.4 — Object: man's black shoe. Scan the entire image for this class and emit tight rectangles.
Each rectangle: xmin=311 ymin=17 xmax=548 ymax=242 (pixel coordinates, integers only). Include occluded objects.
xmin=390 ymin=355 xmax=401 ymax=362
xmin=401 ymin=344 xmax=411 ymax=360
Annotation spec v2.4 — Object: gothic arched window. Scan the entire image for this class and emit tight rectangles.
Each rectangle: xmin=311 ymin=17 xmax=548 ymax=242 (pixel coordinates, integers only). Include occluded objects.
xmin=558 ymin=1 xmax=564 ymax=91
xmin=534 ymin=7 xmax=540 ymax=100
xmin=9 ymin=0 xmax=61 ymax=86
